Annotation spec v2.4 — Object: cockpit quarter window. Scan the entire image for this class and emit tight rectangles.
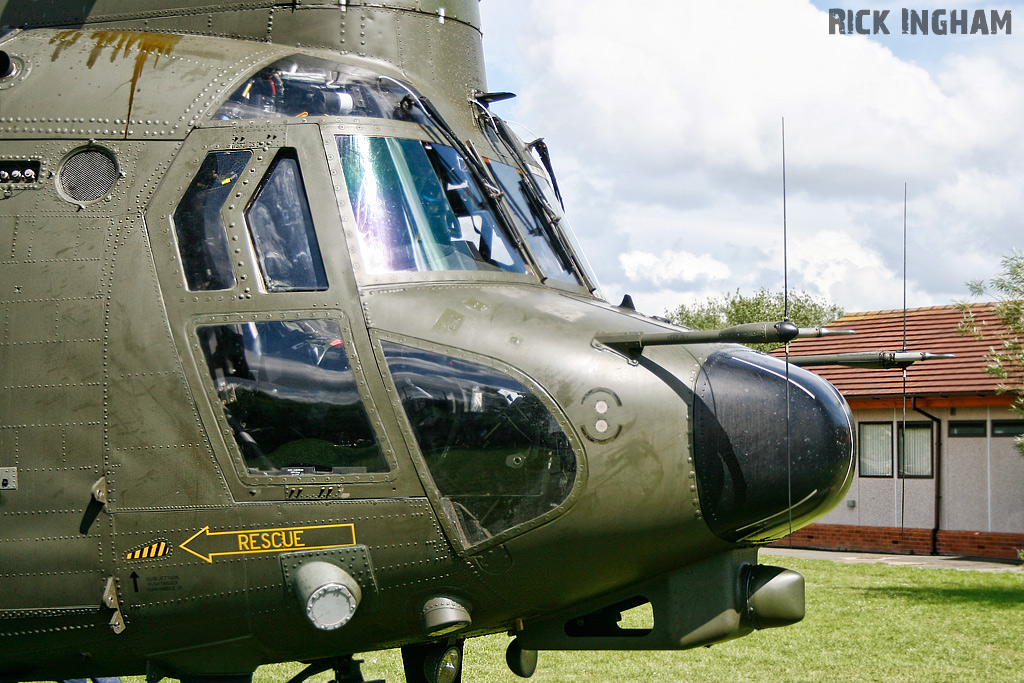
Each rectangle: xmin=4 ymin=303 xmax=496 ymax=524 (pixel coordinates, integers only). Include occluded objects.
xmin=173 ymin=150 xmax=250 ymax=291
xmin=245 ymin=149 xmax=329 ymax=292
xmin=486 ymin=160 xmax=581 ymax=287
xmin=337 ymin=135 xmax=528 ymax=276
xmin=381 ymin=341 xmax=576 ymax=545
xmin=198 ymin=319 xmax=389 ymax=476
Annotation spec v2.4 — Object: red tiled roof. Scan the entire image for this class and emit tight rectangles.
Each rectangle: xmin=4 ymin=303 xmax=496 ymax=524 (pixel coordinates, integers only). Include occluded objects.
xmin=770 ymin=303 xmax=1016 ymax=400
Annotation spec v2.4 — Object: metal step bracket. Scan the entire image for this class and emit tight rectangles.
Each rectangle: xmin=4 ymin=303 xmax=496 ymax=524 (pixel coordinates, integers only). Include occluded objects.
xmin=102 ymin=576 xmax=126 ymax=634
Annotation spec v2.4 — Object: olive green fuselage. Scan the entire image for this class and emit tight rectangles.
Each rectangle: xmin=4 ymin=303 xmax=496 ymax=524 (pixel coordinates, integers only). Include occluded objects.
xmin=0 ymin=3 xmax=852 ymax=680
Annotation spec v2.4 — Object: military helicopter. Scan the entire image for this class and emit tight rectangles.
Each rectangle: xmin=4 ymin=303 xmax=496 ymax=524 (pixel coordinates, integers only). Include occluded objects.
xmin=0 ymin=2 xmax=863 ymax=683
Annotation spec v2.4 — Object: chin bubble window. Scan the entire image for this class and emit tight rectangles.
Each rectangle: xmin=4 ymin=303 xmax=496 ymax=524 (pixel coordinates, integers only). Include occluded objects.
xmin=198 ymin=319 xmax=388 ymax=476
xmin=381 ymin=341 xmax=576 ymax=545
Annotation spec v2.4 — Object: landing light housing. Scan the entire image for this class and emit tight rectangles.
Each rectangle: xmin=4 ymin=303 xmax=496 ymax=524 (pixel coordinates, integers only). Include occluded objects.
xmin=743 ymin=564 xmax=805 ymax=630
xmin=292 ymin=561 xmax=362 ymax=631
xmin=422 ymin=596 xmax=472 ymax=635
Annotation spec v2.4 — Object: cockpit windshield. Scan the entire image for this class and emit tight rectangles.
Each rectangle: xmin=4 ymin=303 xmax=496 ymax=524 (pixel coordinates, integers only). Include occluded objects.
xmin=338 ymin=135 xmax=528 ymax=275
xmin=216 ymin=56 xmax=602 ymax=293
xmin=335 ymin=133 xmax=603 ymax=294
xmin=215 ymin=55 xmax=431 ymax=125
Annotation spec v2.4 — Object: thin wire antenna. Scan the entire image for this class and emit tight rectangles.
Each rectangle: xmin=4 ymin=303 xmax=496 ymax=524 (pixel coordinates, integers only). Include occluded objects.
xmin=782 ymin=118 xmax=790 ymax=322
xmin=903 ymin=183 xmax=908 ymax=352
xmin=900 ymin=183 xmax=908 ymax=539
xmin=782 ymin=117 xmax=793 ymax=542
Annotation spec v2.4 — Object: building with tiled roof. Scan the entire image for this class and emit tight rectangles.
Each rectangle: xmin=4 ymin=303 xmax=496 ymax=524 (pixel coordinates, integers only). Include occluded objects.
xmin=770 ymin=303 xmax=1024 ymax=560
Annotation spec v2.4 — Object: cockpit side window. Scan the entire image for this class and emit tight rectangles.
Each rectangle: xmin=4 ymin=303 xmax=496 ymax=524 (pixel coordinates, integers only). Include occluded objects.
xmin=245 ymin=149 xmax=329 ymax=292
xmin=173 ymin=150 xmax=250 ymax=291
xmin=338 ymin=135 xmax=528 ymax=276
xmin=215 ymin=55 xmax=431 ymax=126
xmin=486 ymin=160 xmax=581 ymax=286
xmin=381 ymin=341 xmax=577 ymax=545
xmin=198 ymin=319 xmax=389 ymax=476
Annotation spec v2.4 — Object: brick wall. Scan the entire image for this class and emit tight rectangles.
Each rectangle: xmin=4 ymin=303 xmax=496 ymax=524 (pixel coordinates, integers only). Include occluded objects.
xmin=772 ymin=523 xmax=1024 ymax=560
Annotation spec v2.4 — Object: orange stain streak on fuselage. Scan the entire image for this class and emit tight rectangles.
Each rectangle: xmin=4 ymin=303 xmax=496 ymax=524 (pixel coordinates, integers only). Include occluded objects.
xmin=49 ymin=30 xmax=182 ymax=138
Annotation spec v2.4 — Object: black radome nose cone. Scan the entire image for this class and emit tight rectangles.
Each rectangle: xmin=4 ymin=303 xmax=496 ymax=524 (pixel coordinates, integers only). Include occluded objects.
xmin=692 ymin=349 xmax=854 ymax=543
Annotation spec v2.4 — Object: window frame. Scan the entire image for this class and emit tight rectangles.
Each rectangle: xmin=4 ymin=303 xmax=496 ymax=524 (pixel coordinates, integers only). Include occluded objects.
xmin=244 ymin=147 xmax=329 ymax=293
xmin=897 ymin=421 xmax=934 ymax=479
xmin=948 ymin=420 xmax=986 ymax=437
xmin=171 ymin=149 xmax=251 ymax=292
xmin=858 ymin=421 xmax=893 ymax=478
xmin=322 ymin=125 xmax=599 ymax=297
xmin=857 ymin=420 xmax=934 ymax=479
xmin=335 ymin=134 xmax=530 ymax=278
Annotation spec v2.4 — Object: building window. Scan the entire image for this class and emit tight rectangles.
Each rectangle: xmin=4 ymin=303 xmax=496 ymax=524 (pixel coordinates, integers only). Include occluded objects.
xmin=858 ymin=421 xmax=933 ymax=478
xmin=858 ymin=422 xmax=892 ymax=477
xmin=898 ymin=422 xmax=933 ymax=478
xmin=991 ymin=420 xmax=1024 ymax=437
xmin=948 ymin=420 xmax=986 ymax=437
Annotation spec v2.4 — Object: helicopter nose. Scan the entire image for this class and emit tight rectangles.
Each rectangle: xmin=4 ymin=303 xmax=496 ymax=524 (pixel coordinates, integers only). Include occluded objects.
xmin=691 ymin=349 xmax=854 ymax=543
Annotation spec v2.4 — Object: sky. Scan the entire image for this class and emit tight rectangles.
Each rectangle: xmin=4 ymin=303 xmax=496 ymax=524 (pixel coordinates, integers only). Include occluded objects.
xmin=476 ymin=1 xmax=1024 ymax=317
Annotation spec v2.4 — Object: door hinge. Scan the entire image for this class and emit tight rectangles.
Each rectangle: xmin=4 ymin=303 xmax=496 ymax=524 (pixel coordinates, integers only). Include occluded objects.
xmin=102 ymin=576 xmax=126 ymax=634
xmin=91 ymin=476 xmax=108 ymax=505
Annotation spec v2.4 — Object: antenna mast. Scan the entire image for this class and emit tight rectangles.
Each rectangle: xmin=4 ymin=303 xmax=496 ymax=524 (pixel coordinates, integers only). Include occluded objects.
xmin=900 ymin=184 xmax=909 ymax=533
xmin=782 ymin=117 xmax=793 ymax=542
xmin=782 ymin=118 xmax=789 ymax=322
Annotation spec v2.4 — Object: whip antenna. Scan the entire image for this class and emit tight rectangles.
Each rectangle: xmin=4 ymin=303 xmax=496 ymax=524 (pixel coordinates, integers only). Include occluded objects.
xmin=900 ymin=184 xmax=908 ymax=537
xmin=782 ymin=117 xmax=794 ymax=542
xmin=782 ymin=118 xmax=790 ymax=322
xmin=903 ymin=183 xmax=908 ymax=353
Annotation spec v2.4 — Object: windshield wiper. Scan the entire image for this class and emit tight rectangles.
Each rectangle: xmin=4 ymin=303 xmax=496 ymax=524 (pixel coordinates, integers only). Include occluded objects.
xmin=525 ymin=137 xmax=564 ymax=209
xmin=471 ymin=94 xmax=592 ymax=291
xmin=378 ymin=77 xmax=536 ymax=270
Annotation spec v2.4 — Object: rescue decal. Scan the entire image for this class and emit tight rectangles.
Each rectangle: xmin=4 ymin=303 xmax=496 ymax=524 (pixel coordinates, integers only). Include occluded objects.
xmin=179 ymin=523 xmax=357 ymax=563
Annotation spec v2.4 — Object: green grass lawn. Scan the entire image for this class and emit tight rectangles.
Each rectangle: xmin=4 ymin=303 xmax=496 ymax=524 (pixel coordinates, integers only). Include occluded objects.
xmin=182 ymin=557 xmax=1024 ymax=683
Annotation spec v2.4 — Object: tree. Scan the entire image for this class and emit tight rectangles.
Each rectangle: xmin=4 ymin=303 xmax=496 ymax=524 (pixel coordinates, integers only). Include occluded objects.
xmin=957 ymin=249 xmax=1024 ymax=459
xmin=666 ymin=288 xmax=844 ymax=353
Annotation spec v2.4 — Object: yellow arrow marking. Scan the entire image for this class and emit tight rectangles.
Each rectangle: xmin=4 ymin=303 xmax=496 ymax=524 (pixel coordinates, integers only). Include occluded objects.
xmin=179 ymin=523 xmax=356 ymax=563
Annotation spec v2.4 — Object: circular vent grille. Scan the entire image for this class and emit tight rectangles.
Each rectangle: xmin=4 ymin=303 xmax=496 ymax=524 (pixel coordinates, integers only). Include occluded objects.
xmin=59 ymin=148 xmax=118 ymax=202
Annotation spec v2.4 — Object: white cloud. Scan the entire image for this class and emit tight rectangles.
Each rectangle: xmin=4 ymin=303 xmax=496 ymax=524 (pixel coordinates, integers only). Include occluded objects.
xmin=481 ymin=0 xmax=1024 ymax=315
xmin=619 ymin=250 xmax=731 ymax=285
xmin=781 ymin=230 xmax=933 ymax=311
xmin=515 ymin=0 xmax=968 ymax=177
